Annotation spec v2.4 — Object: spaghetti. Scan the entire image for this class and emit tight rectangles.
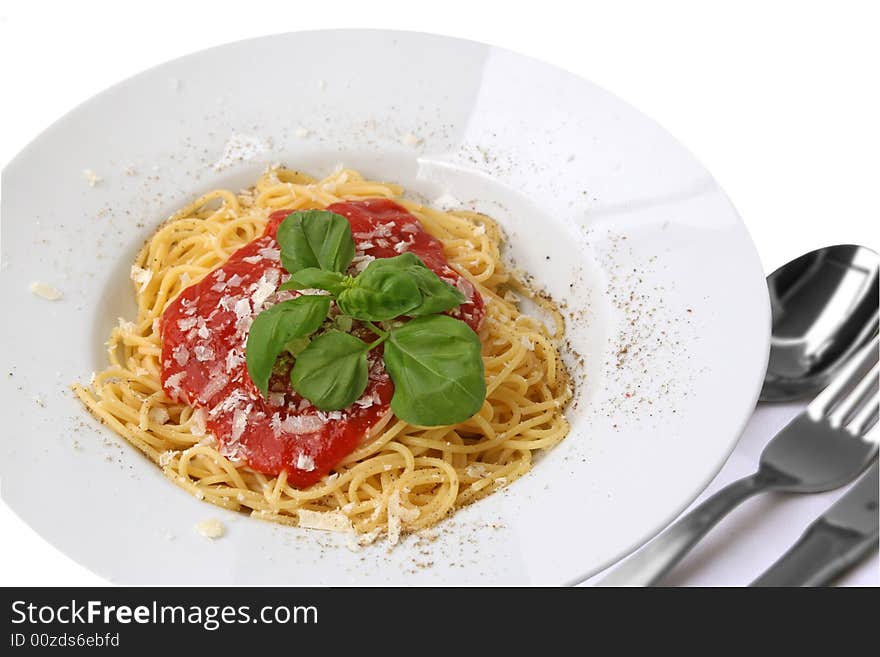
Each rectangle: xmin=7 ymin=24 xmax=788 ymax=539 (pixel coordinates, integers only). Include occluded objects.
xmin=74 ymin=167 xmax=572 ymax=543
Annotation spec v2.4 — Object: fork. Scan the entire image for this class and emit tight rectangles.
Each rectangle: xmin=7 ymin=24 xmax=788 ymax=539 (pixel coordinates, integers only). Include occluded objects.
xmin=598 ymin=335 xmax=879 ymax=586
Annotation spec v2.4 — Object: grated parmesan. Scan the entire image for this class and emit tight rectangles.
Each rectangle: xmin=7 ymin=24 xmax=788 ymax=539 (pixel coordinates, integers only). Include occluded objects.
xmin=210 ymin=388 xmax=247 ymax=417
xmin=225 ymin=349 xmax=244 ymax=373
xmin=258 ymin=247 xmax=281 ymax=261
xmin=250 ymin=270 xmax=280 ymax=310
xmin=193 ymin=345 xmax=215 ymax=362
xmin=158 ymin=450 xmax=177 ymax=467
xmin=296 ymin=453 xmax=316 ymax=472
xmin=177 ymin=317 xmax=198 ymax=331
xmin=195 ymin=518 xmax=225 ymax=539
xmin=354 ymin=389 xmax=381 ymax=408
xmin=164 ymin=372 xmax=186 ymax=399
xmin=172 ymin=344 xmax=189 ymax=365
xmin=130 ymin=265 xmax=152 ymax=293
xmin=116 ymin=318 xmax=136 ymax=334
xmin=281 ymin=415 xmax=325 ymax=434
xmin=270 ymin=412 xmax=282 ymax=436
xmin=189 ymin=408 xmax=207 ymax=436
xmin=231 ymin=407 xmax=248 ymax=442
xmin=213 ymin=133 xmax=272 ymax=171
xmin=29 ymin=282 xmax=62 ymax=300
xmin=82 ymin=169 xmax=102 ymax=186
xmin=148 ymin=407 xmax=170 ymax=425
xmin=297 ymin=509 xmax=353 ymax=533
xmin=233 ymin=298 xmax=252 ymax=334
xmin=350 ymin=254 xmax=375 ymax=273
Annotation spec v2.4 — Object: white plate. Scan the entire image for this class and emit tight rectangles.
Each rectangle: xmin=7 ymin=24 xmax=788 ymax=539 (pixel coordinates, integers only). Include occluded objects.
xmin=0 ymin=30 xmax=769 ymax=585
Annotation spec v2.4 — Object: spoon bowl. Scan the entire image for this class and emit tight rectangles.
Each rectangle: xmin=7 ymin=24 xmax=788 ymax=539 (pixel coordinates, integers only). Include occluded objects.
xmin=761 ymin=244 xmax=879 ymax=401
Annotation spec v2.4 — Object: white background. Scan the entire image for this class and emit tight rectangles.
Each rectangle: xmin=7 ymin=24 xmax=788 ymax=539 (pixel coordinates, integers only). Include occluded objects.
xmin=1 ymin=0 xmax=877 ymax=586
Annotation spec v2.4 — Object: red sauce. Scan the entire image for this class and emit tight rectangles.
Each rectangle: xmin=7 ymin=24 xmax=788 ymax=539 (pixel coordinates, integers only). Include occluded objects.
xmin=160 ymin=199 xmax=484 ymax=487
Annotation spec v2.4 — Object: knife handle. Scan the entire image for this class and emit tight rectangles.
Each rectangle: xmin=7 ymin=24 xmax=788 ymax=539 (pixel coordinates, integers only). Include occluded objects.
xmin=751 ymin=519 xmax=879 ymax=587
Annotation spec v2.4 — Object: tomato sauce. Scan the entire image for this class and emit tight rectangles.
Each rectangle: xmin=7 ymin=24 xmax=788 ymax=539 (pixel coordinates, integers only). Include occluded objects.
xmin=160 ymin=199 xmax=484 ymax=487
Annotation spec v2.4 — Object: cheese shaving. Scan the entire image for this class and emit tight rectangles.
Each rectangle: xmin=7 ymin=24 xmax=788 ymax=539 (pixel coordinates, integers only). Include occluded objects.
xmin=29 ymin=282 xmax=62 ymax=300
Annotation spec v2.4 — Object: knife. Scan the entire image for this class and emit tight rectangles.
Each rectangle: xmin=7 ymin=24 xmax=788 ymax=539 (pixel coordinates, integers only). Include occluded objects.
xmin=751 ymin=461 xmax=879 ymax=587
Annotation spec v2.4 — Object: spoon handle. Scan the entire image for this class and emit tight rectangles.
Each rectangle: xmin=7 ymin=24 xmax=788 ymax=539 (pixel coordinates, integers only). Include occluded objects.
xmin=597 ymin=471 xmax=771 ymax=586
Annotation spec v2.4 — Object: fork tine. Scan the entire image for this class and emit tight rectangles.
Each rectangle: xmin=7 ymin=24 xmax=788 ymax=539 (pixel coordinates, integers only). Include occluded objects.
xmin=848 ymin=390 xmax=879 ymax=437
xmin=859 ymin=419 xmax=880 ymax=446
xmin=831 ymin=362 xmax=880 ymax=427
xmin=810 ymin=335 xmax=879 ymax=418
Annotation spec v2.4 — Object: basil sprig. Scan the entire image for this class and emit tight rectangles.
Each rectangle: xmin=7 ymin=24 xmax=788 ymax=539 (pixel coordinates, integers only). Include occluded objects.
xmin=244 ymin=210 xmax=486 ymax=426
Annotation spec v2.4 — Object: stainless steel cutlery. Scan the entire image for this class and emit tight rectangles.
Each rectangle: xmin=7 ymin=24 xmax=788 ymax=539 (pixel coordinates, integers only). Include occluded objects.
xmin=751 ymin=461 xmax=879 ymax=586
xmin=599 ymin=336 xmax=878 ymax=586
xmin=762 ymin=245 xmax=878 ymax=401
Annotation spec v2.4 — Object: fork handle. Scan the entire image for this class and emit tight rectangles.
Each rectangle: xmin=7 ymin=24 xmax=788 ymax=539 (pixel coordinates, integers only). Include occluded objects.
xmin=597 ymin=471 xmax=773 ymax=586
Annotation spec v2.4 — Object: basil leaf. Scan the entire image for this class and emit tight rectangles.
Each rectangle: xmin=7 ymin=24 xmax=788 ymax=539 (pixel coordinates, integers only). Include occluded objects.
xmin=338 ymin=253 xmax=465 ymax=319
xmin=279 ymin=268 xmax=348 ymax=296
xmin=290 ymin=330 xmax=370 ymax=411
xmin=245 ymin=296 xmax=331 ymax=396
xmin=384 ymin=315 xmax=486 ymax=425
xmin=276 ymin=210 xmax=355 ymax=274
xmin=336 ymin=260 xmax=422 ymax=321
xmin=392 ymin=253 xmax=466 ymax=316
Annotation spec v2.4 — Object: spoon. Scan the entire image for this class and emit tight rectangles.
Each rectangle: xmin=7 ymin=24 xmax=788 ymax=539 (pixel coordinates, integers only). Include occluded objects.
xmin=761 ymin=245 xmax=879 ymax=401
